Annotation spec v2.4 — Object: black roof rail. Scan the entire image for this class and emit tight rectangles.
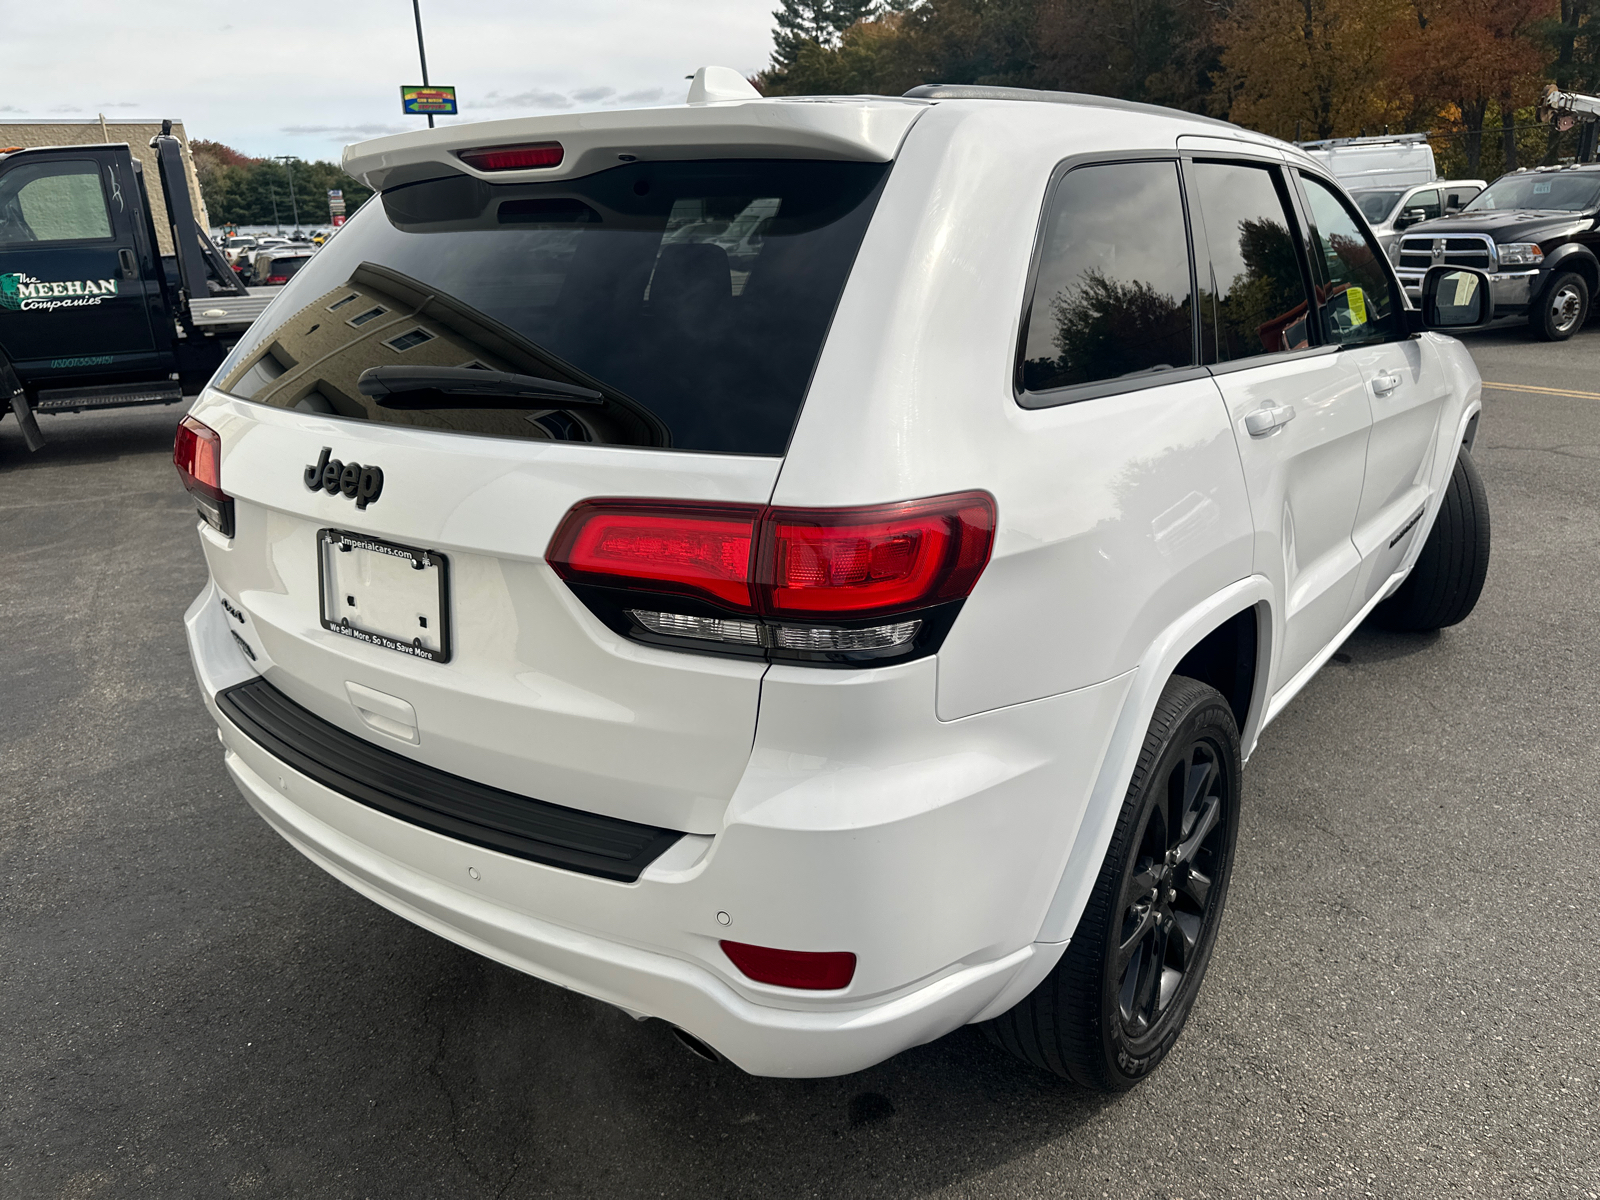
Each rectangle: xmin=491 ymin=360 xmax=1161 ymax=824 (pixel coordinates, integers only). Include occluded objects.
xmin=903 ymin=84 xmax=1239 ymax=130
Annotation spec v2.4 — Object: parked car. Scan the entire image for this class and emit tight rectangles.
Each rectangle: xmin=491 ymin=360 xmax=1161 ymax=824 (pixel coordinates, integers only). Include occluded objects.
xmin=221 ymin=235 xmax=258 ymax=268
xmin=177 ymin=74 xmax=1492 ymax=1088
xmin=1350 ymin=179 xmax=1486 ymax=260
xmin=250 ymin=243 xmax=316 ymax=285
xmin=1394 ymin=163 xmax=1600 ymax=339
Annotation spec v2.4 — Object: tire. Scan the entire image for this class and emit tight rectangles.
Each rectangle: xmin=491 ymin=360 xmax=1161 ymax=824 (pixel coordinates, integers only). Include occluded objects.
xmin=1530 ymin=270 xmax=1588 ymax=341
xmin=1371 ymin=448 xmax=1490 ymax=632
xmin=984 ymin=675 xmax=1241 ymax=1090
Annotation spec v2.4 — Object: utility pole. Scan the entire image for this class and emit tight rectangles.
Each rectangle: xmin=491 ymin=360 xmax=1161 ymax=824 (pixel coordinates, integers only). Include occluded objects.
xmin=276 ymin=157 xmax=302 ymax=233
xmin=412 ymin=0 xmax=434 ymax=129
xmin=269 ymin=181 xmax=280 ymax=234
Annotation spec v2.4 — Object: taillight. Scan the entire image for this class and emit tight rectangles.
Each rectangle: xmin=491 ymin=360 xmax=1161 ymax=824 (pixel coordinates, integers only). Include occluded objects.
xmin=457 ymin=142 xmax=564 ymax=171
xmin=546 ymin=491 xmax=995 ymax=665
xmin=720 ymin=941 xmax=856 ymax=990
xmin=265 ymin=274 xmax=288 ymax=284
xmin=760 ymin=493 xmax=996 ymax=618
xmin=546 ymin=501 xmax=759 ymax=608
xmin=173 ymin=415 xmax=234 ymax=536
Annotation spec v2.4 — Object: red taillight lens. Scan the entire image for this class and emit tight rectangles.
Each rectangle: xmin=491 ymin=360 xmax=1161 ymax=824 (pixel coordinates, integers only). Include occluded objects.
xmin=546 ymin=500 xmax=760 ymax=608
xmin=546 ymin=492 xmax=995 ymax=623
xmin=759 ymin=492 xmax=995 ymax=617
xmin=174 ymin=415 xmax=233 ymax=536
xmin=720 ymin=941 xmax=857 ymax=990
xmin=265 ymin=274 xmax=288 ymax=284
xmin=174 ymin=415 xmax=222 ymax=496
xmin=457 ymin=142 xmax=564 ymax=171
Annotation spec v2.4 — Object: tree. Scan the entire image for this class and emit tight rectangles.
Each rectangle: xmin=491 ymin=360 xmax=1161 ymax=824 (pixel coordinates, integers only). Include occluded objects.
xmin=1032 ymin=0 xmax=1217 ymax=111
xmin=190 ymin=143 xmax=374 ymax=227
xmin=1387 ymin=0 xmax=1557 ymax=175
xmin=770 ymin=0 xmax=883 ymax=70
xmin=1211 ymin=0 xmax=1413 ymax=141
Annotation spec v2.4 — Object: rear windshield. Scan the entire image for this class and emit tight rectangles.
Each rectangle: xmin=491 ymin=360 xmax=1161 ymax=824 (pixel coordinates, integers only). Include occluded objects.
xmin=210 ymin=159 xmax=890 ymax=455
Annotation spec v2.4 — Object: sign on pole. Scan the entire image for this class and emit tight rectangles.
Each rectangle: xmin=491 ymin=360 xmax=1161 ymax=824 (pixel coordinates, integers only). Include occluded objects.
xmin=401 ymin=85 xmax=458 ymax=115
xmin=327 ymin=188 xmax=346 ymax=216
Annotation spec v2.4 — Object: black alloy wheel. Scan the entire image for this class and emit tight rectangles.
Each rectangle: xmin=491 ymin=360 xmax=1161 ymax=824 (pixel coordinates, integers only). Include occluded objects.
xmin=984 ymin=675 xmax=1242 ymax=1090
xmin=1112 ymin=734 xmax=1229 ymax=1042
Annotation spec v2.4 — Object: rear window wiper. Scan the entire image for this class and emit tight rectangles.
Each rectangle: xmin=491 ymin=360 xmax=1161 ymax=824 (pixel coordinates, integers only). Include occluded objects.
xmin=358 ymin=366 xmax=604 ymax=409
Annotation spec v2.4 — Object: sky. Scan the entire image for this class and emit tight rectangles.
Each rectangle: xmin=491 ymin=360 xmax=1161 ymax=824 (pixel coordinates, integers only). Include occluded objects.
xmin=0 ymin=0 xmax=778 ymax=164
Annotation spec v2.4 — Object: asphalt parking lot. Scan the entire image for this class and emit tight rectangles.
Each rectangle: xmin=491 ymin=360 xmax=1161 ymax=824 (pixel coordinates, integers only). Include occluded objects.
xmin=3 ymin=324 xmax=1598 ymax=1199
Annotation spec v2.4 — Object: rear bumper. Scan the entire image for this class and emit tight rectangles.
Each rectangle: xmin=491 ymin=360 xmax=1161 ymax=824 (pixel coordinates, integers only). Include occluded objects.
xmin=187 ymin=579 xmax=1129 ymax=1076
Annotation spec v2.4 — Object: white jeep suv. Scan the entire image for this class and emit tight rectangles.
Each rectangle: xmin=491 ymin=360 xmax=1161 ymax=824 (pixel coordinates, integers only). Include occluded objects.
xmin=177 ymin=77 xmax=1492 ymax=1088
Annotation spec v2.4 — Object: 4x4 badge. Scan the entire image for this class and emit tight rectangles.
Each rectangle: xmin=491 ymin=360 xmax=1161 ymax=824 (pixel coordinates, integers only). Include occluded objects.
xmin=304 ymin=447 xmax=384 ymax=509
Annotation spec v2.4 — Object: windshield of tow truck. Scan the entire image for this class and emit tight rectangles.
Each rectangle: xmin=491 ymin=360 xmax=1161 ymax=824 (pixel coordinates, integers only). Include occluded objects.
xmin=1464 ymin=173 xmax=1600 ymax=212
xmin=1352 ymin=189 xmax=1405 ymax=223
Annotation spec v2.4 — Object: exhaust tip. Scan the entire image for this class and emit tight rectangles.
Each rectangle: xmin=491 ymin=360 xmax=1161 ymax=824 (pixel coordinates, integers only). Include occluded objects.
xmin=668 ymin=1025 xmax=722 ymax=1063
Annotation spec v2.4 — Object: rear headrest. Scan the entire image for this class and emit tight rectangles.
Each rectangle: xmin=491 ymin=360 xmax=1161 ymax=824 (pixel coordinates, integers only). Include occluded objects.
xmin=651 ymin=243 xmax=731 ymax=308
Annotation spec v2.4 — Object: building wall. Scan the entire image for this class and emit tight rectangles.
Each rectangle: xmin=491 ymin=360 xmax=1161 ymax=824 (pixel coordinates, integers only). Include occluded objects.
xmin=0 ymin=118 xmax=210 ymax=256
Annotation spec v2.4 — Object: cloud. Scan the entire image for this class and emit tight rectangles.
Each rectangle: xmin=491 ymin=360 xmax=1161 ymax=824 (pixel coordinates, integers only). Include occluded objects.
xmin=99 ymin=102 xmax=140 ymax=109
xmin=281 ymin=123 xmax=410 ymax=138
xmin=49 ymin=104 xmax=84 ymax=113
xmin=0 ymin=105 xmax=25 ymax=113
xmin=571 ymin=86 xmax=615 ymax=103
xmin=615 ymin=88 xmax=666 ymax=104
xmin=483 ymin=89 xmax=574 ymax=110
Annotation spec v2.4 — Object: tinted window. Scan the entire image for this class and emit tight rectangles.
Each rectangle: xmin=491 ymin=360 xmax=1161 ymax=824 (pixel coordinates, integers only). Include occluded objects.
xmin=1019 ymin=160 xmax=1194 ymax=392
xmin=1406 ymin=189 xmax=1441 ymax=220
xmin=211 ymin=159 xmax=889 ymax=455
xmin=1300 ymin=174 xmax=1401 ymax=346
xmin=1353 ymin=189 xmax=1404 ymax=223
xmin=1464 ymin=172 xmax=1600 ymax=212
xmin=0 ymin=160 xmax=112 ymax=244
xmin=1189 ymin=162 xmax=1313 ymax=363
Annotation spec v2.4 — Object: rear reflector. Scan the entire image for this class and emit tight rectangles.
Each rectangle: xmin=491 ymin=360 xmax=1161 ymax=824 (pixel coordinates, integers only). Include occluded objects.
xmin=457 ymin=142 xmax=564 ymax=171
xmin=173 ymin=415 xmax=234 ymax=536
xmin=720 ymin=941 xmax=857 ymax=990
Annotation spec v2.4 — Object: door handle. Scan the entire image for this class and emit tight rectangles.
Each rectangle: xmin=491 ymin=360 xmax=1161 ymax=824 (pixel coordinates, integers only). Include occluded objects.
xmin=1243 ymin=402 xmax=1296 ymax=437
xmin=118 ymin=248 xmax=138 ymax=280
xmin=1371 ymin=371 xmax=1402 ymax=396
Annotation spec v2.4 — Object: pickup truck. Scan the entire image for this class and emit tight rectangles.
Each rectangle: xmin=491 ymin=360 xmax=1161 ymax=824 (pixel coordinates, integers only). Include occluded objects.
xmin=0 ymin=125 xmax=271 ymax=451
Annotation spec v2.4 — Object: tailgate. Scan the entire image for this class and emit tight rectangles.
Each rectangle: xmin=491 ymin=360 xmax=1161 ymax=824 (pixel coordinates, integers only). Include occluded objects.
xmin=195 ymin=393 xmax=777 ymax=835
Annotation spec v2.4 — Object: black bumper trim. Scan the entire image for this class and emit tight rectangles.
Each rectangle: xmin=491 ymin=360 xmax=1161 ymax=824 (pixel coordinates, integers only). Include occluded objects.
xmin=216 ymin=677 xmax=682 ymax=883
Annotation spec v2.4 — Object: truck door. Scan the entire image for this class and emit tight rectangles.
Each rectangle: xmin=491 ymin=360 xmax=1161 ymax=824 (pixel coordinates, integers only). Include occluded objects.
xmin=0 ymin=153 xmax=161 ymax=378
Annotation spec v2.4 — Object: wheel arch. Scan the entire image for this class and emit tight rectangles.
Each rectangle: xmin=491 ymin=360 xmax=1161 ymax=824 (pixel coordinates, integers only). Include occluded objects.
xmin=1031 ymin=576 xmax=1273 ymax=947
xmin=1542 ymin=245 xmax=1599 ymax=298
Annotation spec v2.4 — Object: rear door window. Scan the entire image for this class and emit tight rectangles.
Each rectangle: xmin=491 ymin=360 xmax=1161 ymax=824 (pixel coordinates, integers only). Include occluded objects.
xmin=1187 ymin=161 xmax=1315 ymax=363
xmin=211 ymin=159 xmax=889 ymax=455
xmin=1018 ymin=159 xmax=1195 ymax=394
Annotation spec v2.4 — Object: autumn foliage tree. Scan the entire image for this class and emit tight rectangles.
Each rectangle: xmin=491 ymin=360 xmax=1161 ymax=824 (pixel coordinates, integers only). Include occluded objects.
xmin=1388 ymin=0 xmax=1557 ymax=174
xmin=1210 ymin=0 xmax=1414 ymax=140
xmin=756 ymin=0 xmax=1590 ymax=165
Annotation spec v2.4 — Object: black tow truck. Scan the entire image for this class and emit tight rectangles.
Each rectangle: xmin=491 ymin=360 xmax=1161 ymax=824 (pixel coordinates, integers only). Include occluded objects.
xmin=0 ymin=123 xmax=271 ymax=451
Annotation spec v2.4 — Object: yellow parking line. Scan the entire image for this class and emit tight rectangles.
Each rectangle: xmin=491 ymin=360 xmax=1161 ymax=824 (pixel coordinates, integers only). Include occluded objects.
xmin=1482 ymin=381 xmax=1600 ymax=400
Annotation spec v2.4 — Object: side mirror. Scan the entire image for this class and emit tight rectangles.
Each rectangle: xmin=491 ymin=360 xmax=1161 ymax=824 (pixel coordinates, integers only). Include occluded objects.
xmin=1395 ymin=207 xmax=1427 ymax=229
xmin=1409 ymin=266 xmax=1493 ymax=332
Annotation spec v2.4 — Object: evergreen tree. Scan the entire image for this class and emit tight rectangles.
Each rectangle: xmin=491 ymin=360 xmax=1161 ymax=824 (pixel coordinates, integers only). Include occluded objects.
xmin=770 ymin=0 xmax=881 ymax=69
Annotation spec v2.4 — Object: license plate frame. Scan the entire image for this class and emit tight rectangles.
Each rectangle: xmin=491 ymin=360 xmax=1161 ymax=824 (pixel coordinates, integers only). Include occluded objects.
xmin=317 ymin=528 xmax=452 ymax=663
